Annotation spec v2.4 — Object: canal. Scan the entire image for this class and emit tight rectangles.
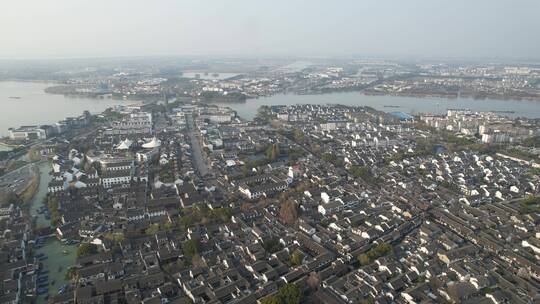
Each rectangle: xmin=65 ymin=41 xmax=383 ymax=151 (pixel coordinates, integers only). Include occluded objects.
xmin=29 ymin=161 xmax=77 ymax=303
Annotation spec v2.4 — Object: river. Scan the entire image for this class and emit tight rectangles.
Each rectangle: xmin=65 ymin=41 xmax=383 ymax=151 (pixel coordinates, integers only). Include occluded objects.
xmin=214 ymin=92 xmax=540 ymax=120
xmin=30 ymin=161 xmax=76 ymax=303
xmin=0 ymin=81 xmax=126 ymax=137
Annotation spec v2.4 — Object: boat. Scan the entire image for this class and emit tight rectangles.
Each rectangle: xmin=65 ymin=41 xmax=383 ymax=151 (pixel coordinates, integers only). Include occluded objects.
xmin=37 ymin=287 xmax=49 ymax=295
xmin=37 ymin=277 xmax=48 ymax=283
xmin=58 ymin=266 xmax=63 ymax=272
xmin=9 ymin=96 xmax=21 ymax=99
xmin=38 ymin=269 xmax=49 ymax=275
xmin=62 ymin=250 xmax=69 ymax=255
xmin=58 ymin=284 xmax=68 ymax=294
xmin=50 ymin=280 xmax=55 ymax=285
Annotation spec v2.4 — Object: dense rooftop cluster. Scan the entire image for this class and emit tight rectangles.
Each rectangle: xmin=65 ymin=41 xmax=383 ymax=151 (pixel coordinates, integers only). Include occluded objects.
xmin=1 ymin=102 xmax=540 ymax=304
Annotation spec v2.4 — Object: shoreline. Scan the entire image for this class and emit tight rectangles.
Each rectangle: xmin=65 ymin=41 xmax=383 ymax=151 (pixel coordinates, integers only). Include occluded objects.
xmin=8 ymin=79 xmax=537 ymax=104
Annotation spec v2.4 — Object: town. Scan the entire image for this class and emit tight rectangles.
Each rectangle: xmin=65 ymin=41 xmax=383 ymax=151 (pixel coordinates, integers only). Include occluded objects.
xmin=3 ymin=58 xmax=540 ymax=104
xmin=0 ymin=99 xmax=539 ymax=304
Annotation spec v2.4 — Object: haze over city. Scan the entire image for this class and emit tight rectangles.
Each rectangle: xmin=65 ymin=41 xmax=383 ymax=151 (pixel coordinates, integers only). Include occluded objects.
xmin=1 ymin=2 xmax=540 ymax=304
xmin=1 ymin=0 xmax=540 ymax=59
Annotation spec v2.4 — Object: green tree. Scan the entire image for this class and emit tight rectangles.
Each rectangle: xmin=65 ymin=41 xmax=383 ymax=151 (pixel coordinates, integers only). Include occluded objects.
xmin=260 ymin=296 xmax=280 ymax=304
xmin=277 ymin=284 xmax=302 ymax=304
xmin=266 ymin=144 xmax=280 ymax=161
xmin=145 ymin=223 xmax=160 ymax=235
xmin=76 ymin=243 xmax=98 ymax=257
xmin=262 ymin=238 xmax=283 ymax=254
xmin=357 ymin=243 xmax=393 ymax=266
xmin=289 ymin=250 xmax=303 ymax=267
xmin=183 ymin=239 xmax=199 ymax=258
xmin=292 ymin=129 xmax=305 ymax=142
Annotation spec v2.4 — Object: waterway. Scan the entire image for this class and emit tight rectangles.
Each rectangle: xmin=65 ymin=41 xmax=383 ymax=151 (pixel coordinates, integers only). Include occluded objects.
xmin=0 ymin=81 xmax=126 ymax=137
xmin=29 ymin=161 xmax=76 ymax=303
xmin=214 ymin=92 xmax=540 ymax=120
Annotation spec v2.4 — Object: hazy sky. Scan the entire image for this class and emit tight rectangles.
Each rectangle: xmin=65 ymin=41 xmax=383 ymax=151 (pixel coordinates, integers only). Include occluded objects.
xmin=1 ymin=0 xmax=539 ymax=59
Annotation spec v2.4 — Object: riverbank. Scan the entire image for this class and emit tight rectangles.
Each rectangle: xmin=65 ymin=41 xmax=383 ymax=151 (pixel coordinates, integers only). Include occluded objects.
xmin=26 ymin=161 xmax=77 ymax=303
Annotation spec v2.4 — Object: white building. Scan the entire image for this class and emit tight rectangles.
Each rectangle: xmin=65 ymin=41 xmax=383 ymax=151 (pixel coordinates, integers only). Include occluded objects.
xmin=8 ymin=126 xmax=47 ymax=140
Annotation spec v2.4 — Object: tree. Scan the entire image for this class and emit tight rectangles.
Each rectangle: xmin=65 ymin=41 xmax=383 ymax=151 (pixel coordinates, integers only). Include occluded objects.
xmin=76 ymin=243 xmax=98 ymax=257
xmin=292 ymin=129 xmax=305 ymax=142
xmin=47 ymin=196 xmax=62 ymax=226
xmin=266 ymin=144 xmax=280 ymax=161
xmin=289 ymin=250 xmax=303 ymax=267
xmin=358 ymin=243 xmax=393 ymax=266
xmin=279 ymin=200 xmax=299 ymax=225
xmin=260 ymin=296 xmax=280 ymax=304
xmin=306 ymin=272 xmax=321 ymax=291
xmin=357 ymin=253 xmax=370 ymax=266
xmin=183 ymin=239 xmax=199 ymax=258
xmin=262 ymin=238 xmax=283 ymax=254
xmin=145 ymin=223 xmax=160 ymax=235
xmin=65 ymin=266 xmax=78 ymax=280
xmin=0 ymin=191 xmax=20 ymax=207
xmin=179 ymin=216 xmax=193 ymax=230
xmin=277 ymin=284 xmax=302 ymax=304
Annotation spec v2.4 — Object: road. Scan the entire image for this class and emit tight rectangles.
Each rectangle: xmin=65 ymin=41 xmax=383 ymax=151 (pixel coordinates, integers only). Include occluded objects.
xmin=0 ymin=162 xmax=38 ymax=195
xmin=186 ymin=114 xmax=210 ymax=177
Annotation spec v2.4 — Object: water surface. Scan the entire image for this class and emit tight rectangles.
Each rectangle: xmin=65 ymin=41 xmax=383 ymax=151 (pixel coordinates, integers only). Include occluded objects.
xmin=0 ymin=81 xmax=126 ymax=136
xmin=215 ymin=92 xmax=540 ymax=120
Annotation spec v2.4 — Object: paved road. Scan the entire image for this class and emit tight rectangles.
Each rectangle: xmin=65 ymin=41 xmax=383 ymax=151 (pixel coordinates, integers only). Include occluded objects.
xmin=186 ymin=115 xmax=210 ymax=177
xmin=0 ymin=162 xmax=37 ymax=195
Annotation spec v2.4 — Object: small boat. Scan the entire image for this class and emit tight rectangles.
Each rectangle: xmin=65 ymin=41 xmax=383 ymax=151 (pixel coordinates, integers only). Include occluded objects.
xmin=37 ymin=277 xmax=48 ymax=283
xmin=58 ymin=266 xmax=63 ymax=272
xmin=35 ymin=253 xmax=45 ymax=258
xmin=58 ymin=284 xmax=68 ymax=294
xmin=44 ymin=295 xmax=49 ymax=300
xmin=38 ymin=269 xmax=49 ymax=275
xmin=9 ymin=96 xmax=21 ymax=99
xmin=62 ymin=250 xmax=69 ymax=255
xmin=37 ymin=287 xmax=48 ymax=295
xmin=50 ymin=280 xmax=55 ymax=285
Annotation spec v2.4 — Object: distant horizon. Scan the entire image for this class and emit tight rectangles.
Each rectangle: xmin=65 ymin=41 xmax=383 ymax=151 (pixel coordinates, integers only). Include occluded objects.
xmin=1 ymin=1 xmax=539 ymax=60
xmin=0 ymin=54 xmax=540 ymax=65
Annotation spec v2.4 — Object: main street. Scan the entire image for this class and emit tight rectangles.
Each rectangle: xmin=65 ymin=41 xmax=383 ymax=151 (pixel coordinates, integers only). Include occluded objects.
xmin=186 ymin=114 xmax=210 ymax=178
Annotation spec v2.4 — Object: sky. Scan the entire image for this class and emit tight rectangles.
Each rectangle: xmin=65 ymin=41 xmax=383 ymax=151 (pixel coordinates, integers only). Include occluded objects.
xmin=1 ymin=0 xmax=539 ymax=59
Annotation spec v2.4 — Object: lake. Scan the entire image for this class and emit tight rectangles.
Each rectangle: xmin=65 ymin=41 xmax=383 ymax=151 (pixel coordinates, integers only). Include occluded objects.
xmin=0 ymin=81 xmax=126 ymax=137
xmin=2 ymin=82 xmax=540 ymax=137
xmin=215 ymin=92 xmax=540 ymax=120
